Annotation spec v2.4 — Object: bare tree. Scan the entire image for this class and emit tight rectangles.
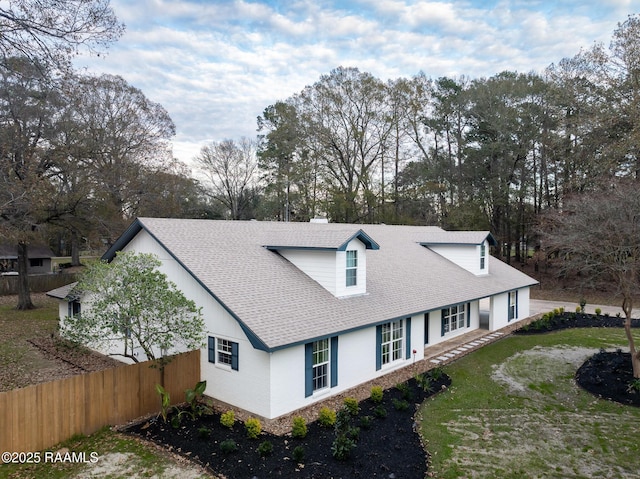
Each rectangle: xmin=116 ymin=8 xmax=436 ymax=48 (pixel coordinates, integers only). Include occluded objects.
xmin=539 ymin=180 xmax=640 ymax=377
xmin=196 ymin=138 xmax=259 ymax=220
xmin=0 ymin=0 xmax=124 ymax=70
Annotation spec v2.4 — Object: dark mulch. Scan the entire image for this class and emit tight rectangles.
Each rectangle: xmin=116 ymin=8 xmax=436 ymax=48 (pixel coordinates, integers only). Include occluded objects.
xmin=125 ymin=374 xmax=451 ymax=479
xmin=516 ymin=311 xmax=640 ymax=407
xmin=515 ymin=312 xmax=640 ymax=334
xmin=576 ymin=350 xmax=640 ymax=407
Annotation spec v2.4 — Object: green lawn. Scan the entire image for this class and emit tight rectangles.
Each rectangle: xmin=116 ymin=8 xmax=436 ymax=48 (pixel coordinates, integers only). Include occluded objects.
xmin=420 ymin=328 xmax=640 ymax=478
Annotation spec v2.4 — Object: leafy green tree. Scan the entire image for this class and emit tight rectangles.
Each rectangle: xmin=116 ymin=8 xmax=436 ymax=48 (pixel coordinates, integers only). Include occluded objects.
xmin=61 ymin=251 xmax=205 ymax=364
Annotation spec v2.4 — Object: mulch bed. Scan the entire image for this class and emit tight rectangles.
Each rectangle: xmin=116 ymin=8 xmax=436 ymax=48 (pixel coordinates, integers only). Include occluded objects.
xmin=125 ymin=374 xmax=451 ymax=479
xmin=514 ymin=312 xmax=640 ymax=334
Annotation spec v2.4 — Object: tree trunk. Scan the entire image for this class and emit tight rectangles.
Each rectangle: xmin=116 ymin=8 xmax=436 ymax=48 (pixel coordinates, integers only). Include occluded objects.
xmin=16 ymin=241 xmax=34 ymax=310
xmin=622 ymin=297 xmax=640 ymax=378
xmin=70 ymin=229 xmax=81 ymax=266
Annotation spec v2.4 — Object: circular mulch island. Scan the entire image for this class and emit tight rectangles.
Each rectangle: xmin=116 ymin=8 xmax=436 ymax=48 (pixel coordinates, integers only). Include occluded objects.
xmin=575 ymin=350 xmax=640 ymax=407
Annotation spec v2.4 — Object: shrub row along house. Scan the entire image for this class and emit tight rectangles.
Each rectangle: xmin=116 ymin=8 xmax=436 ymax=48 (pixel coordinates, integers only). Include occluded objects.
xmin=48 ymin=218 xmax=537 ymax=419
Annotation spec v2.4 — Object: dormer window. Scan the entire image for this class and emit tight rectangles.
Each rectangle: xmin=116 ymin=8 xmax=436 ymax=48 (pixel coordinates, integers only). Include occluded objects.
xmin=346 ymin=250 xmax=358 ymax=286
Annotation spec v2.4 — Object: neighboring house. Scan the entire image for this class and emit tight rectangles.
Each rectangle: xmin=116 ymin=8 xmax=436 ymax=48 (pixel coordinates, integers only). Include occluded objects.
xmin=49 ymin=218 xmax=537 ymax=420
xmin=0 ymin=244 xmax=56 ymax=274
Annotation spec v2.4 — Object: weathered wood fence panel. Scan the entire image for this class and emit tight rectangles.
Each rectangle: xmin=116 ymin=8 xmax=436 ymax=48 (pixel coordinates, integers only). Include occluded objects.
xmin=0 ymin=350 xmax=200 ymax=453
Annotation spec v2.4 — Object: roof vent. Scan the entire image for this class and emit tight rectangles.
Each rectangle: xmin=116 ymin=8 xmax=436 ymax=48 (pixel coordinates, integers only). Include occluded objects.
xmin=310 ymin=217 xmax=329 ymax=224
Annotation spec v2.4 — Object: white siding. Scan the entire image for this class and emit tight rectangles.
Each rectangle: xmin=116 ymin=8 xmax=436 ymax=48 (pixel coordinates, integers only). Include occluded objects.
xmin=428 ymin=241 xmax=489 ymax=275
xmin=124 ymin=231 xmax=273 ymax=416
xmin=279 ymin=238 xmax=367 ymax=297
xmin=489 ymin=287 xmax=530 ymax=330
xmin=267 ymin=313 xmax=424 ymax=419
xmin=279 ymin=249 xmax=337 ymax=295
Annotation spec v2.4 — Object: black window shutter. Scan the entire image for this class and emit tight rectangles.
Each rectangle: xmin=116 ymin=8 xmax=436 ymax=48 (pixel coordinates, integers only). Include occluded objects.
xmin=304 ymin=342 xmax=313 ymax=397
xmin=231 ymin=342 xmax=239 ymax=371
xmin=405 ymin=317 xmax=412 ymax=359
xmin=208 ymin=336 xmax=215 ymax=363
xmin=330 ymin=336 xmax=338 ymax=388
xmin=375 ymin=325 xmax=382 ymax=370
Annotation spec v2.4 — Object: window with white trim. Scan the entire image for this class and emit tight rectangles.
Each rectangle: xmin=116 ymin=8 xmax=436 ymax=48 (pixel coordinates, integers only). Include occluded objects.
xmin=217 ymin=338 xmax=234 ymax=366
xmin=305 ymin=336 xmax=338 ymax=397
xmin=346 ymin=250 xmax=357 ymax=286
xmin=312 ymin=338 xmax=329 ymax=392
xmin=381 ymin=320 xmax=403 ymax=365
xmin=480 ymin=243 xmax=486 ymax=270
xmin=442 ymin=304 xmax=466 ymax=334
xmin=207 ymin=336 xmax=239 ymax=370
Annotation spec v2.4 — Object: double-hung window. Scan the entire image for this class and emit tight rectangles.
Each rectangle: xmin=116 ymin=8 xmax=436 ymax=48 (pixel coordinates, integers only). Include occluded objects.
xmin=346 ymin=250 xmax=357 ymax=287
xmin=207 ymin=336 xmax=239 ymax=370
xmin=312 ymin=339 xmax=329 ymax=391
xmin=305 ymin=337 xmax=338 ymax=397
xmin=441 ymin=303 xmax=468 ymax=335
xmin=375 ymin=318 xmax=411 ymax=370
xmin=381 ymin=320 xmax=403 ymax=365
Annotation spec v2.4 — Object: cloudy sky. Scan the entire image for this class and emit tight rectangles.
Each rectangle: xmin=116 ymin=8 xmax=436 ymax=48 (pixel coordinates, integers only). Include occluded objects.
xmin=75 ymin=0 xmax=640 ymax=166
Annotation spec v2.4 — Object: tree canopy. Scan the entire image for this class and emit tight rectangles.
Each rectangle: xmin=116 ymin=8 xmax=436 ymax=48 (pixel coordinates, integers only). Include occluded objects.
xmin=61 ymin=251 xmax=205 ymax=364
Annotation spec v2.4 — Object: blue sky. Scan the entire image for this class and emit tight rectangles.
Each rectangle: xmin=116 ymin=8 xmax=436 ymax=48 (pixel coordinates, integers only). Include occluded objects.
xmin=75 ymin=0 xmax=640 ymax=166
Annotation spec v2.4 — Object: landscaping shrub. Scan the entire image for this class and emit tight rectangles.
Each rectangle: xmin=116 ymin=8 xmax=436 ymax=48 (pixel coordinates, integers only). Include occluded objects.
xmin=197 ymin=426 xmax=210 ymax=439
xmin=370 ymin=385 xmax=383 ymax=403
xmin=220 ymin=439 xmax=237 ymax=454
xmin=291 ymin=416 xmax=307 ymax=439
xmin=392 ymin=398 xmax=410 ymax=411
xmin=415 ymin=372 xmax=434 ymax=392
xmin=318 ymin=406 xmax=336 ymax=427
xmin=396 ymin=381 xmax=413 ymax=400
xmin=343 ymin=396 xmax=359 ymax=416
xmin=595 ymin=308 xmax=602 ymax=316
xmin=331 ymin=435 xmax=356 ymax=460
xmin=244 ymin=417 xmax=262 ymax=439
xmin=292 ymin=445 xmax=305 ymax=463
xmin=373 ymin=405 xmax=387 ymax=418
xmin=257 ymin=440 xmax=273 ymax=457
xmin=359 ymin=415 xmax=373 ymax=430
xmin=220 ymin=410 xmax=235 ymax=429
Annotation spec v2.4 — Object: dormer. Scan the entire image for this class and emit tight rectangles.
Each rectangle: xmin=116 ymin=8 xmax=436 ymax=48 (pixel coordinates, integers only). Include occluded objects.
xmin=419 ymin=231 xmax=497 ymax=276
xmin=264 ymin=228 xmax=380 ymax=298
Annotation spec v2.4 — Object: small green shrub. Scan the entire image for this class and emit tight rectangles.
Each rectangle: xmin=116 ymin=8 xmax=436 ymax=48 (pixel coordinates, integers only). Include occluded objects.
xmin=370 ymin=385 xmax=383 ymax=403
xmin=292 ymin=445 xmax=305 ymax=463
xmin=245 ymin=417 xmax=262 ymax=439
xmin=415 ymin=372 xmax=434 ymax=392
xmin=257 ymin=440 xmax=273 ymax=457
xmin=580 ymin=299 xmax=587 ymax=313
xmin=334 ymin=407 xmax=352 ymax=432
xmin=595 ymin=308 xmax=602 ymax=316
xmin=396 ymin=382 xmax=413 ymax=400
xmin=343 ymin=396 xmax=360 ymax=416
xmin=318 ymin=406 xmax=336 ymax=428
xmin=346 ymin=425 xmax=360 ymax=441
xmin=359 ymin=415 xmax=373 ymax=430
xmin=576 ymin=306 xmax=581 ymax=313
xmin=291 ymin=416 xmax=307 ymax=439
xmin=197 ymin=426 xmax=210 ymax=439
xmin=392 ymin=398 xmax=410 ymax=411
xmin=220 ymin=439 xmax=237 ymax=454
xmin=220 ymin=410 xmax=235 ymax=428
xmin=430 ymin=366 xmax=445 ymax=381
xmin=373 ymin=405 xmax=387 ymax=418
xmin=331 ymin=435 xmax=356 ymax=460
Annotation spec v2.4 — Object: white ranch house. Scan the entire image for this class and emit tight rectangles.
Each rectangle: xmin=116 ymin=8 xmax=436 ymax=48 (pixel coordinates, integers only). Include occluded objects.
xmin=49 ymin=218 xmax=537 ymax=420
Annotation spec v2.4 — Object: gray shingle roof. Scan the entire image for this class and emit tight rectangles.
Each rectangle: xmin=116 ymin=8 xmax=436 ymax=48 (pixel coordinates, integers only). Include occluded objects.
xmin=105 ymin=219 xmax=537 ymax=351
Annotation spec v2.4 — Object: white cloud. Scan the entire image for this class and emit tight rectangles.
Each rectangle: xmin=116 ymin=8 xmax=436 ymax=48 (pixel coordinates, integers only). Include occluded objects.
xmin=72 ymin=0 xmax=640 ymax=164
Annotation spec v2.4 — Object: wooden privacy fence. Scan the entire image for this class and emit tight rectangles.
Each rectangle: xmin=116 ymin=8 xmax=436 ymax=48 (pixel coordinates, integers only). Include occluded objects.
xmin=0 ymin=349 xmax=200 ymax=453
